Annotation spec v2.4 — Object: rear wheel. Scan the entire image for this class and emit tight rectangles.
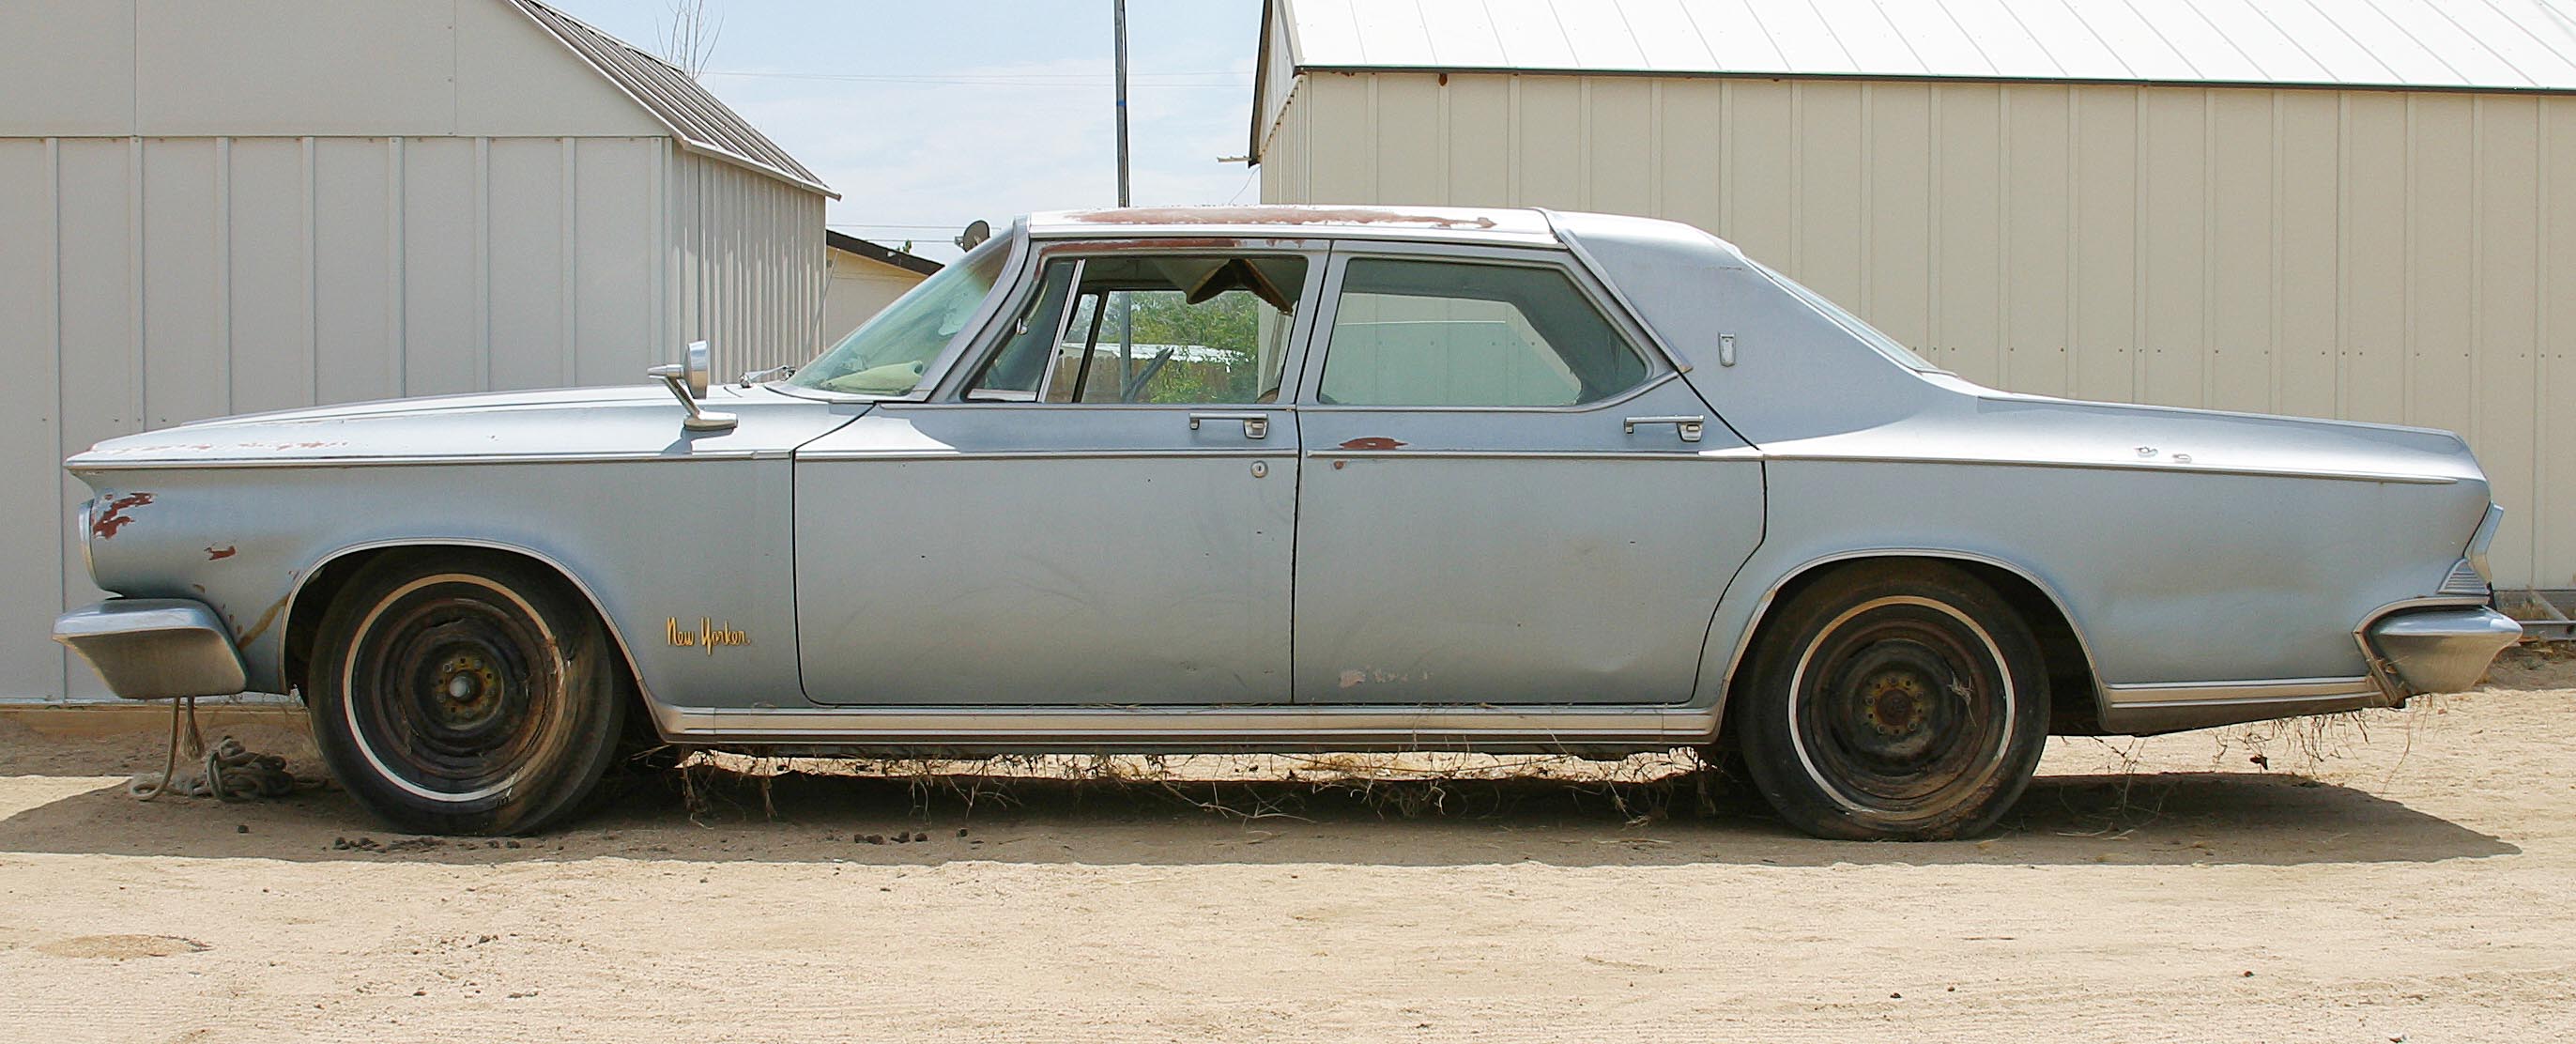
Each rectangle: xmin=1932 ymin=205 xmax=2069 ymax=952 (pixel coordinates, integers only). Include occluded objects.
xmin=1731 ymin=562 xmax=2049 ymax=840
xmin=308 ymin=551 xmax=628 ymax=835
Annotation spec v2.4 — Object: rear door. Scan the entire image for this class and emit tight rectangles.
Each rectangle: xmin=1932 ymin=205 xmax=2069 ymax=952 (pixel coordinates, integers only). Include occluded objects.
xmin=1289 ymin=244 xmax=1765 ymax=705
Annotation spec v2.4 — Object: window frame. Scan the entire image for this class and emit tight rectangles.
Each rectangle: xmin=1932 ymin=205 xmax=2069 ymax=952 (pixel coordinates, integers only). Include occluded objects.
xmin=931 ymin=238 xmax=1335 ymax=409
xmin=1296 ymin=242 xmax=1679 ymax=414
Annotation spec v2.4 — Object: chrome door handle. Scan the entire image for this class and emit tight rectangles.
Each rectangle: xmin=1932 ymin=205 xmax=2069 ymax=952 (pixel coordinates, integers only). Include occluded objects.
xmin=1623 ymin=415 xmax=1705 ymax=442
xmin=1189 ymin=411 xmax=1270 ymax=439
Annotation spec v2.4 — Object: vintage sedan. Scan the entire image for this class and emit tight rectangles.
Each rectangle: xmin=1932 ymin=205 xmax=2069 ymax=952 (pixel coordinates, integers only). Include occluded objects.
xmin=55 ymin=206 xmax=2522 ymax=840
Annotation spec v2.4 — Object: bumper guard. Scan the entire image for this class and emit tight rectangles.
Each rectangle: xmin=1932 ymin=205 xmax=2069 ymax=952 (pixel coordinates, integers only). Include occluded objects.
xmin=53 ymin=599 xmax=249 ymax=700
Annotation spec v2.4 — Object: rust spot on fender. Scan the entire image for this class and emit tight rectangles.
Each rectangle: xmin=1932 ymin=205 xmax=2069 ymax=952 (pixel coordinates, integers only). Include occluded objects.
xmin=90 ymin=492 xmax=154 ymax=540
xmin=232 ymin=592 xmax=290 ymax=652
xmin=1066 ymin=206 xmax=1499 ymax=230
xmin=1338 ymin=437 xmax=1407 ymax=451
xmin=206 ymin=545 xmax=238 ymax=560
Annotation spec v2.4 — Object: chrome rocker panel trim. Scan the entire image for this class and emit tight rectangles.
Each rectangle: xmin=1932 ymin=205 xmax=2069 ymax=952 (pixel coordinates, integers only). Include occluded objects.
xmin=646 ymin=700 xmax=1721 ymax=753
xmin=53 ymin=598 xmax=249 ymax=700
xmin=2095 ymin=678 xmax=2388 ymax=735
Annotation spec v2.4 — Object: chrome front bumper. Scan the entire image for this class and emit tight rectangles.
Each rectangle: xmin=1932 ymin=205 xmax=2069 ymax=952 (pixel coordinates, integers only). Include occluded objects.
xmin=53 ymin=599 xmax=249 ymax=700
xmin=2367 ymin=606 xmax=2524 ymax=696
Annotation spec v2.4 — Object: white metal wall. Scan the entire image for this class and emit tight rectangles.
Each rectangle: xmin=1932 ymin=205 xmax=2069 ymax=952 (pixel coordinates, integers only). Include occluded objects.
xmin=0 ymin=133 xmax=817 ymax=701
xmin=672 ymin=152 xmax=829 ymax=377
xmin=1263 ymin=71 xmax=2576 ymax=591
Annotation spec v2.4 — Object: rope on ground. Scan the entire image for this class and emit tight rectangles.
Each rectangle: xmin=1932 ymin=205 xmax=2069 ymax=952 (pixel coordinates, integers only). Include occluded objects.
xmin=128 ymin=696 xmax=313 ymax=801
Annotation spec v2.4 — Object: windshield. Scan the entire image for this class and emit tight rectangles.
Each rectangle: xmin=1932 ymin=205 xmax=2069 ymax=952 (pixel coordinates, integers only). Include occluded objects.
xmin=1749 ymin=259 xmax=1946 ymax=374
xmin=788 ymin=235 xmax=1013 ymax=395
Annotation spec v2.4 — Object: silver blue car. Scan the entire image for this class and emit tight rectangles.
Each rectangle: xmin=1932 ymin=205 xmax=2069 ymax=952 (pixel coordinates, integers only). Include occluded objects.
xmin=55 ymin=206 xmax=2522 ymax=840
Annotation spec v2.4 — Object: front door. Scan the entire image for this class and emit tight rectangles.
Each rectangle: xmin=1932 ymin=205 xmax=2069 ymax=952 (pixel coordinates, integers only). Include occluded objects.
xmin=793 ymin=246 xmax=1323 ymax=705
xmin=1290 ymin=248 xmax=1766 ymax=705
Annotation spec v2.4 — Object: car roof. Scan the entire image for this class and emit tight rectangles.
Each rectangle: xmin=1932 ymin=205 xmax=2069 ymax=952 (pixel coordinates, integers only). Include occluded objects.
xmin=1024 ymin=205 xmax=1563 ymax=247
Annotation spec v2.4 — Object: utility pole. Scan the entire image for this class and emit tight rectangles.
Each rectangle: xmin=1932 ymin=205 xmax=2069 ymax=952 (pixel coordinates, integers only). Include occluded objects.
xmin=1112 ymin=0 xmax=1134 ymax=392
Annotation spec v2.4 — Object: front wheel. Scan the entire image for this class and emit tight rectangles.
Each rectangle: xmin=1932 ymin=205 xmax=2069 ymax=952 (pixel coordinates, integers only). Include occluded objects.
xmin=308 ymin=551 xmax=630 ymax=835
xmin=1731 ymin=562 xmax=2050 ymax=841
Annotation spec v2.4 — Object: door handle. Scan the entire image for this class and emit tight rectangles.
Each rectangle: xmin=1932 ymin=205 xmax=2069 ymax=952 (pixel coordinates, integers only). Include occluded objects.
xmin=1623 ymin=415 xmax=1705 ymax=442
xmin=1189 ymin=412 xmax=1270 ymax=439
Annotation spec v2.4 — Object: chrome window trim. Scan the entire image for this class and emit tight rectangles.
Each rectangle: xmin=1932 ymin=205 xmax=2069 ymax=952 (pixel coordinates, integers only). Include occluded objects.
xmin=1537 ymin=208 xmax=1693 ymax=375
xmin=929 ymin=238 xmax=1335 ymax=407
xmin=778 ymin=222 xmax=1037 ymax=405
xmin=1292 ymin=369 xmax=1687 ymax=417
xmin=1302 ymin=450 xmax=1721 ymax=462
xmin=1296 ymin=241 xmax=1688 ymax=410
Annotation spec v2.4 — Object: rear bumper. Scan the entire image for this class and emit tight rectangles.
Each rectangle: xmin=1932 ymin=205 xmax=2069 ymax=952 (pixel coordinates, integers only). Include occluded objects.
xmin=2367 ymin=606 xmax=2524 ymax=696
xmin=53 ymin=599 xmax=248 ymax=700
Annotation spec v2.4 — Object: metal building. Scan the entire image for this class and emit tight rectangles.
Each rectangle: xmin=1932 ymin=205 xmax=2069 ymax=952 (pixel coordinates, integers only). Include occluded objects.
xmin=0 ymin=0 xmax=834 ymax=700
xmin=1251 ymin=0 xmax=2576 ymax=597
xmin=823 ymin=231 xmax=940 ymax=342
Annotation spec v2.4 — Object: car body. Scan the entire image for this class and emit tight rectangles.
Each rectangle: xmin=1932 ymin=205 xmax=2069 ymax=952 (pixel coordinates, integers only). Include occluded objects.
xmin=54 ymin=205 xmax=2523 ymax=838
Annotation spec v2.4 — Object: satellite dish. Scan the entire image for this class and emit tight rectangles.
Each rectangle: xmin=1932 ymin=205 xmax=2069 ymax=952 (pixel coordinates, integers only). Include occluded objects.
xmin=955 ymin=220 xmax=992 ymax=251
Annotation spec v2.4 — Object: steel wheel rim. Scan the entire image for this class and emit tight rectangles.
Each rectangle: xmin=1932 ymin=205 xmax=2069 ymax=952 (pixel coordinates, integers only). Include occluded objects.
xmin=342 ymin=575 xmax=564 ymax=804
xmin=1786 ymin=596 xmax=2016 ymax=819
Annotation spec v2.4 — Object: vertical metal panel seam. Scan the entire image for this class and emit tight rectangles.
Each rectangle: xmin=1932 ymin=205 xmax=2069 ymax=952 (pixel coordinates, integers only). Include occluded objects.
xmin=48 ymin=137 xmax=68 ymax=699
xmin=1719 ymin=80 xmax=1733 ymax=238
xmin=2200 ymin=91 xmax=2216 ymax=409
xmin=215 ymin=136 xmax=232 ymax=416
xmin=2335 ymin=92 xmax=2352 ymax=420
xmin=2065 ymin=87 xmax=2080 ymax=394
xmin=1999 ymin=86 xmax=2014 ymax=385
xmin=1647 ymin=79 xmax=1662 ymax=216
xmin=2128 ymin=90 xmax=2146 ymax=402
xmin=1579 ymin=76 xmax=1595 ymax=210
xmin=388 ymin=136 xmax=406 ymax=398
xmin=1788 ymin=83 xmax=1802 ymax=276
xmin=2401 ymin=94 xmax=2418 ymax=425
xmin=2467 ymin=99 xmax=2484 ymax=452
xmin=2267 ymin=91 xmax=2286 ymax=414
xmin=128 ymin=136 xmax=143 ymax=428
xmin=474 ymin=137 xmax=491 ymax=391
xmin=1506 ymin=76 xmax=1522 ymax=206
xmin=1859 ymin=84 xmax=1874 ymax=320
xmin=560 ymin=137 xmax=577 ymax=383
xmin=302 ymin=137 xmax=316 ymax=406
xmin=2535 ymin=100 xmax=2553 ymax=582
xmin=1927 ymin=86 xmax=1943 ymax=365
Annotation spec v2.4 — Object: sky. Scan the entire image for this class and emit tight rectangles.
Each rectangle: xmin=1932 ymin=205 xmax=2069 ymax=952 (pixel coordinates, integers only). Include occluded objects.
xmin=547 ymin=0 xmax=1265 ymax=261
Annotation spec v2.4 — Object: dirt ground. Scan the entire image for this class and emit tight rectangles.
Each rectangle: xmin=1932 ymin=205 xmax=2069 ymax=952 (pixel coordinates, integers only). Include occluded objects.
xmin=3 ymin=650 xmax=2573 ymax=1043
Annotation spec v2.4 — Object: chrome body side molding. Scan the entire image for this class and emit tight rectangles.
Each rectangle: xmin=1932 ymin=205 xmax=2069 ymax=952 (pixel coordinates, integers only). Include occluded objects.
xmin=647 ymin=700 xmax=1721 ymax=752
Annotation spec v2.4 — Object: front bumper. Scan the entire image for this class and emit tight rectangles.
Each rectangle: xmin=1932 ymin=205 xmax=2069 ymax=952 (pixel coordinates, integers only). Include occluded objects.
xmin=2367 ymin=606 xmax=2524 ymax=696
xmin=53 ymin=599 xmax=248 ymax=700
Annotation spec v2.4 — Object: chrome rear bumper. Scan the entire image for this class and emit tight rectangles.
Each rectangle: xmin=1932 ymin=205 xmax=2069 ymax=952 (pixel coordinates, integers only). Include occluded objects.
xmin=2367 ymin=606 xmax=2524 ymax=696
xmin=53 ymin=599 xmax=248 ymax=700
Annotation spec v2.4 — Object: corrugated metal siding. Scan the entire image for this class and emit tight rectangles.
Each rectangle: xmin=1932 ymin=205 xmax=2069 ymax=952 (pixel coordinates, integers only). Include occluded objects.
xmin=1269 ymin=0 xmax=2576 ymax=90
xmin=1263 ymin=71 xmax=2576 ymax=591
xmin=669 ymin=151 xmax=828 ymax=377
xmin=0 ymin=133 xmax=698 ymax=700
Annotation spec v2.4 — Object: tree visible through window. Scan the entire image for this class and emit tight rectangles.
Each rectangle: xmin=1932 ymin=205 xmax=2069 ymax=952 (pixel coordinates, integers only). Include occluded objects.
xmin=971 ymin=254 xmax=1306 ymax=406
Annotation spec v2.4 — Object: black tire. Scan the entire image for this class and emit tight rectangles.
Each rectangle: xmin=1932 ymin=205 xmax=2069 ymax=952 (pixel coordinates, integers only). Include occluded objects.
xmin=308 ymin=550 xmax=629 ymax=836
xmin=1730 ymin=562 xmax=2049 ymax=841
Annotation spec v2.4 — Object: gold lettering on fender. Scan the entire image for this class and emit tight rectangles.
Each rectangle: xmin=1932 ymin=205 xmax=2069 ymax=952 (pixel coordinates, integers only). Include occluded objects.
xmin=665 ymin=617 xmax=750 ymax=654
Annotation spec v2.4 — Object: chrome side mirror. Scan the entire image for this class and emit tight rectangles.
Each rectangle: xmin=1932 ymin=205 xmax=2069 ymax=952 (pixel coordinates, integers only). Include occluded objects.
xmin=648 ymin=340 xmax=737 ymax=433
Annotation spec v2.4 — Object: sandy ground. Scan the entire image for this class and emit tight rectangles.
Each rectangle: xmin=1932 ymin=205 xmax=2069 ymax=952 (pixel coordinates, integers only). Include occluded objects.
xmin=2 ymin=649 xmax=2572 ymax=1043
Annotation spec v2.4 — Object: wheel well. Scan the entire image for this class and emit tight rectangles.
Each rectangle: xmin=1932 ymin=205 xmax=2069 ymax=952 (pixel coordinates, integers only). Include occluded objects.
xmin=1725 ymin=555 xmax=2105 ymax=735
xmin=282 ymin=545 xmax=637 ymax=705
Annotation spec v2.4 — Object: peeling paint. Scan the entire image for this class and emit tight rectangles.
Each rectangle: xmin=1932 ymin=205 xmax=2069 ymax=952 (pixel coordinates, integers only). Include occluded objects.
xmin=206 ymin=545 xmax=238 ymax=560
xmin=89 ymin=492 xmax=154 ymax=539
xmin=1066 ymin=206 xmax=1499 ymax=229
xmin=1338 ymin=437 xmax=1407 ymax=451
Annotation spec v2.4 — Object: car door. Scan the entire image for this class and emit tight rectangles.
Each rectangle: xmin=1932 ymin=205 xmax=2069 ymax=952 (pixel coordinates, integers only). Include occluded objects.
xmin=793 ymin=242 xmax=1326 ymax=705
xmin=1291 ymin=244 xmax=1766 ymax=705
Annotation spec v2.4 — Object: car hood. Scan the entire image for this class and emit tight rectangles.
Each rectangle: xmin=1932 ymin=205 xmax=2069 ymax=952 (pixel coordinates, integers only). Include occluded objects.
xmin=68 ymin=383 xmax=857 ymax=471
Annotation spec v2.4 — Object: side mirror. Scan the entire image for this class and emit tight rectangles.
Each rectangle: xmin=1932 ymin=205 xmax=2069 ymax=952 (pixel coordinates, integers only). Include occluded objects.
xmin=647 ymin=340 xmax=737 ymax=433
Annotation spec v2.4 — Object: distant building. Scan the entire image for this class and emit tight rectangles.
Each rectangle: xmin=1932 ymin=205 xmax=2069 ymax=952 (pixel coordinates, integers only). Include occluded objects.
xmin=1251 ymin=0 xmax=2576 ymax=594
xmin=0 ymin=0 xmax=834 ymax=699
xmin=824 ymin=232 xmax=940 ymax=343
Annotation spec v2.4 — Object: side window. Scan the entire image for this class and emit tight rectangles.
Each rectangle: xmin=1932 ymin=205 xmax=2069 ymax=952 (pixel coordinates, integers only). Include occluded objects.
xmin=969 ymin=253 xmax=1307 ymax=405
xmin=1317 ymin=258 xmax=1651 ymax=407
